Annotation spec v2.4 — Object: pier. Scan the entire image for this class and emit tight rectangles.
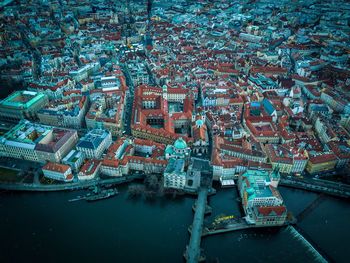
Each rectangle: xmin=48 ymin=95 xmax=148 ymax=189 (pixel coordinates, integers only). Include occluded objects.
xmin=184 ymin=187 xmax=208 ymax=263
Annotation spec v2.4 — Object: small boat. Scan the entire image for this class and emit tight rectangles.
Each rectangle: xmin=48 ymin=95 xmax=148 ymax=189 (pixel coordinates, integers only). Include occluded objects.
xmin=68 ymin=195 xmax=86 ymax=202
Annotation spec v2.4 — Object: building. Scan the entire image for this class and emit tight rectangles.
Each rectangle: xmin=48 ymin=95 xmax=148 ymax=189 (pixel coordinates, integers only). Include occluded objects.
xmin=165 ymin=137 xmax=191 ymax=160
xmin=238 ymin=169 xmax=286 ymax=225
xmin=0 ymin=120 xmax=78 ymax=163
xmin=42 ymin=162 xmax=73 ymax=182
xmin=131 ymin=84 xmax=193 ymax=145
xmin=78 ymin=160 xmax=101 ymax=180
xmin=163 ymin=158 xmax=187 ymax=190
xmin=192 ymin=119 xmax=209 ymax=155
xmin=252 ymin=206 xmax=288 ymax=226
xmin=266 ymin=144 xmax=308 ymax=174
xmin=0 ymin=91 xmax=48 ymax=121
xmin=306 ymin=152 xmax=338 ymax=175
xmin=62 ymin=150 xmax=85 ymax=172
xmin=101 ymin=137 xmax=167 ymax=177
xmin=37 ymin=96 xmax=88 ymax=129
xmin=85 ymin=91 xmax=126 ymax=136
xmin=76 ymin=129 xmax=112 ymax=159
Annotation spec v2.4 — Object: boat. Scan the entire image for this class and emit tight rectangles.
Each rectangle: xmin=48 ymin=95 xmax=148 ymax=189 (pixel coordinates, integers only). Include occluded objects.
xmin=68 ymin=195 xmax=86 ymax=202
xmin=85 ymin=188 xmax=119 ymax=202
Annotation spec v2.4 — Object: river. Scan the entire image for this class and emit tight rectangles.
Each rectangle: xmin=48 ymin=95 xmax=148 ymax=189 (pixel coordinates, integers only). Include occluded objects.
xmin=0 ymin=185 xmax=348 ymax=263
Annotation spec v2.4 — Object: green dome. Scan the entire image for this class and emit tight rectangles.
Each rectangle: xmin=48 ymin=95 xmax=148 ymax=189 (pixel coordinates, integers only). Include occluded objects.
xmin=174 ymin=137 xmax=187 ymax=150
xmin=195 ymin=119 xmax=204 ymax=127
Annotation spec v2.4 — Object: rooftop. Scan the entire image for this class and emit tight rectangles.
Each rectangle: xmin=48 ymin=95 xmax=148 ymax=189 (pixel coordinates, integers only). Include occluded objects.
xmin=0 ymin=91 xmax=46 ymax=109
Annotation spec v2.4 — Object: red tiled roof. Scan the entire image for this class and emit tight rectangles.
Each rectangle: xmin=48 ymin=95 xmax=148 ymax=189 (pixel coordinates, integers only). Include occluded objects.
xmin=257 ymin=206 xmax=286 ymax=216
xmin=42 ymin=162 xmax=70 ymax=173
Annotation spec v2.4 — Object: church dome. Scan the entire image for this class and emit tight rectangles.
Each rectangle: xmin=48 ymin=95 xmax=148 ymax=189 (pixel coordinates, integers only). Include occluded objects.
xmin=195 ymin=119 xmax=204 ymax=127
xmin=174 ymin=137 xmax=187 ymax=150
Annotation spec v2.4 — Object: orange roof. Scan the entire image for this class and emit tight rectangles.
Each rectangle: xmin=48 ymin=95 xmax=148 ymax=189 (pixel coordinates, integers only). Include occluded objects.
xmin=257 ymin=206 xmax=286 ymax=216
xmin=42 ymin=162 xmax=71 ymax=173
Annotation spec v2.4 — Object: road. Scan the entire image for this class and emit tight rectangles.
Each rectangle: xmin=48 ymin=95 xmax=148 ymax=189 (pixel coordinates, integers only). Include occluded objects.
xmin=0 ymin=174 xmax=144 ymax=191
xmin=280 ymin=177 xmax=350 ymax=198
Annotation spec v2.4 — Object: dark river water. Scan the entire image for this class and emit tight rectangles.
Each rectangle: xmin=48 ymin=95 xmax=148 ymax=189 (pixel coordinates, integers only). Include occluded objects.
xmin=0 ymin=185 xmax=348 ymax=263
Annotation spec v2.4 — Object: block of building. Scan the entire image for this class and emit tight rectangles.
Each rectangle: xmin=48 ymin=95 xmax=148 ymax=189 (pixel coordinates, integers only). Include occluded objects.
xmin=62 ymin=150 xmax=85 ymax=172
xmin=42 ymin=162 xmax=73 ymax=182
xmin=0 ymin=120 xmax=78 ymax=163
xmin=78 ymin=160 xmax=101 ymax=180
xmin=0 ymin=91 xmax=48 ymax=121
xmin=238 ymin=169 xmax=286 ymax=225
xmin=37 ymin=96 xmax=88 ymax=129
xmin=76 ymin=129 xmax=112 ymax=159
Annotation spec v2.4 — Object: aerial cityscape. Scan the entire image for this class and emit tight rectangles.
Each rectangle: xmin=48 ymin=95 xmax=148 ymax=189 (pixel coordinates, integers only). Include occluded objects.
xmin=0 ymin=0 xmax=349 ymax=262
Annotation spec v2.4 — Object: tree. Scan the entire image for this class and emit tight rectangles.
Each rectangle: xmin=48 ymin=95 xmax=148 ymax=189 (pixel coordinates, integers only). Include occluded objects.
xmin=127 ymin=184 xmax=145 ymax=198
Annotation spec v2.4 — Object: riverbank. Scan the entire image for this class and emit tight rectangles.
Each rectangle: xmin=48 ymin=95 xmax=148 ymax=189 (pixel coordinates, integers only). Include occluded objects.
xmin=1 ymin=185 xmax=348 ymax=263
xmin=0 ymin=174 xmax=144 ymax=191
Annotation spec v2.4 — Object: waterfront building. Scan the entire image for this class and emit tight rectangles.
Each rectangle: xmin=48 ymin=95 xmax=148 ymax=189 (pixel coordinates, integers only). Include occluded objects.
xmin=327 ymin=141 xmax=350 ymax=169
xmin=62 ymin=150 xmax=85 ymax=172
xmin=265 ymin=144 xmax=308 ymax=175
xmin=238 ymin=169 xmax=286 ymax=225
xmin=101 ymin=137 xmax=167 ymax=177
xmin=0 ymin=91 xmax=48 ymax=121
xmin=306 ymin=152 xmax=338 ymax=175
xmin=76 ymin=129 xmax=112 ymax=159
xmin=252 ymin=206 xmax=288 ymax=226
xmin=78 ymin=160 xmax=101 ymax=180
xmin=163 ymin=158 xmax=187 ymax=190
xmin=42 ymin=162 xmax=73 ymax=182
xmin=0 ymin=120 xmax=78 ymax=163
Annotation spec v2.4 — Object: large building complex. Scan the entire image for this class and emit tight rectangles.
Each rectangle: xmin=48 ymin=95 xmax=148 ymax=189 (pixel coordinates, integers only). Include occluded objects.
xmin=0 ymin=91 xmax=48 ymax=121
xmin=37 ymin=96 xmax=88 ymax=129
xmin=238 ymin=169 xmax=287 ymax=226
xmin=76 ymin=129 xmax=112 ymax=159
xmin=131 ymin=84 xmax=194 ymax=145
xmin=0 ymin=120 xmax=78 ymax=163
xmin=85 ymin=89 xmax=126 ymax=136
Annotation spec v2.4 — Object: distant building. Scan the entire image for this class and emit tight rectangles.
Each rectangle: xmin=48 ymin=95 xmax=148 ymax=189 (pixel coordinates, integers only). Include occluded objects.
xmin=192 ymin=119 xmax=209 ymax=155
xmin=0 ymin=91 xmax=48 ymax=121
xmin=42 ymin=162 xmax=73 ymax=182
xmin=76 ymin=129 xmax=112 ymax=159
